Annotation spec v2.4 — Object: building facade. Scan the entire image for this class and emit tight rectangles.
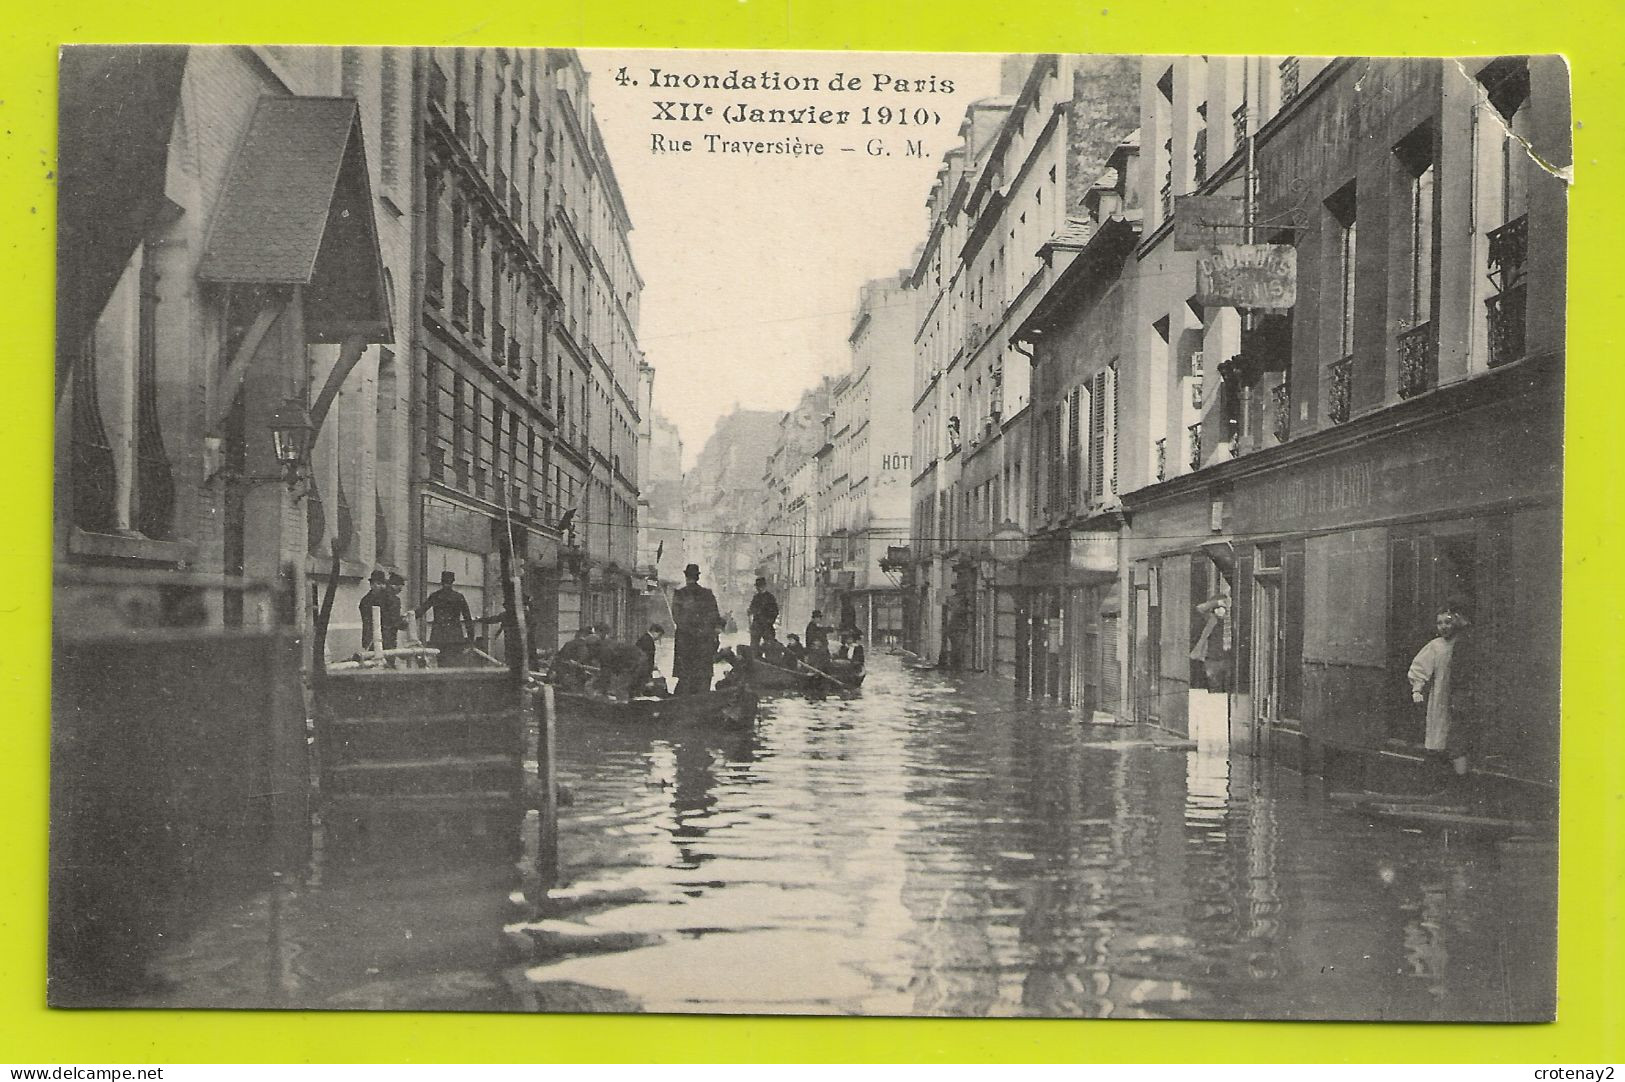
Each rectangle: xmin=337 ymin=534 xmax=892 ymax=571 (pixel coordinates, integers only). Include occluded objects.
xmin=415 ymin=47 xmax=645 ymax=654
xmin=682 ymin=408 xmax=783 ymax=630
xmin=822 ymin=274 xmax=916 ymax=643
xmin=759 ymin=381 xmax=833 ymax=638
xmin=1115 ymin=56 xmax=1566 ymax=799
xmin=908 ymin=54 xmax=1142 ymax=673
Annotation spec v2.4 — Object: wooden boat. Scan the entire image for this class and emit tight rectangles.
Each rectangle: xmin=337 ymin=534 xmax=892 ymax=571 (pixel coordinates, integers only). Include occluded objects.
xmin=734 ymin=653 xmax=865 ymax=695
xmin=550 ymin=684 xmax=759 ymax=730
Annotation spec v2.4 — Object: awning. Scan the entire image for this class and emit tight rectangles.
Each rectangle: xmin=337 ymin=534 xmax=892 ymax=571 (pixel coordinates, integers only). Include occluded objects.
xmin=56 ymin=45 xmax=189 ymax=399
xmin=199 ymin=96 xmax=392 ymax=343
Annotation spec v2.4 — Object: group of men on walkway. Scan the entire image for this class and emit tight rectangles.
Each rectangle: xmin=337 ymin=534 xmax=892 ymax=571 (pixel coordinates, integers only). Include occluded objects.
xmin=358 ymin=568 xmax=491 ymax=665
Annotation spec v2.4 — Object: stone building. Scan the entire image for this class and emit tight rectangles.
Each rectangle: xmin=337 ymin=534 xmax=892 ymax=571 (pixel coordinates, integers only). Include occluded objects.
xmin=824 ymin=274 xmax=917 ymax=644
xmin=908 ymin=54 xmax=1142 ymax=671
xmin=1114 ymin=56 xmax=1567 ymax=801
xmin=681 ymin=408 xmax=784 ymax=630
xmin=416 ymin=47 xmax=645 ymax=652
xmin=759 ymin=381 xmax=834 ymax=638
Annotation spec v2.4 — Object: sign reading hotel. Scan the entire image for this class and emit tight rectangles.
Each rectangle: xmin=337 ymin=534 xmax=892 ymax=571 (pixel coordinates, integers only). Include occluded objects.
xmin=1195 ymin=243 xmax=1297 ymax=310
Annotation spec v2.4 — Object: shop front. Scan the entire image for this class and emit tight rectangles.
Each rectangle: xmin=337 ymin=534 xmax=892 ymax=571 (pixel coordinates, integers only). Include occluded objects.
xmin=1124 ymin=356 xmax=1561 ymax=797
xmin=1011 ymin=524 xmax=1121 ymax=715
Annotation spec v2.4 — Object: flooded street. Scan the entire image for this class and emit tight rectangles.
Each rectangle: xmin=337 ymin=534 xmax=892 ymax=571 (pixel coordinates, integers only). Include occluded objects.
xmin=136 ymin=655 xmax=1554 ymax=1020
xmin=532 ymin=656 xmax=1555 ymax=1019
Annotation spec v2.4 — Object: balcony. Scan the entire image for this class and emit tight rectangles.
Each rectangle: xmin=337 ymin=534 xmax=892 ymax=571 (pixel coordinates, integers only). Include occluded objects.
xmin=490 ymin=319 xmax=505 ymax=363
xmin=1187 ymin=422 xmax=1202 ymax=473
xmin=509 ymin=337 xmax=523 ymax=378
xmin=451 ymin=280 xmax=470 ymax=328
xmin=1272 ymin=382 xmax=1291 ymax=443
xmin=1192 ymin=129 xmax=1208 ymax=184
xmin=471 ymin=299 xmax=486 ymax=342
xmin=1396 ymin=323 xmax=1437 ymax=399
xmin=1160 ymin=179 xmax=1173 ymax=221
xmin=1487 ymin=214 xmax=1529 ymax=292
xmin=1486 ymin=284 xmax=1528 ymax=368
xmin=1232 ymin=104 xmax=1248 ymax=148
xmin=1326 ymin=355 xmax=1353 ymax=424
xmin=1155 ymin=438 xmax=1167 ymax=482
xmin=1279 ymin=57 xmax=1301 ymax=105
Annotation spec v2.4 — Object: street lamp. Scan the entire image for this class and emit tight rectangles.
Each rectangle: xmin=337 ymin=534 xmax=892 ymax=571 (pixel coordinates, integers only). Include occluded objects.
xmin=269 ymin=398 xmax=314 ymax=489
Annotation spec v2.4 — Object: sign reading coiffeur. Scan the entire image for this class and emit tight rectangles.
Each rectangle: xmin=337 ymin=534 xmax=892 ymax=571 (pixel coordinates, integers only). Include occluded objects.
xmin=1196 ymin=244 xmax=1296 ymax=310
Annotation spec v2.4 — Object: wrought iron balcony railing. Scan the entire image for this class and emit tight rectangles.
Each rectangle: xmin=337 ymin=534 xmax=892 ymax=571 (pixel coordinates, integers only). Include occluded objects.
xmin=1487 ymin=213 xmax=1529 ymax=293
xmin=1232 ymin=104 xmax=1248 ymax=148
xmin=1486 ymin=284 xmax=1528 ymax=369
xmin=1279 ymin=57 xmax=1301 ymax=104
xmin=509 ymin=337 xmax=523 ymax=378
xmin=1193 ymin=129 xmax=1208 ymax=184
xmin=1327 ymin=355 xmax=1354 ymax=424
xmin=1160 ymin=179 xmax=1173 ymax=221
xmin=1396 ymin=322 xmax=1437 ymax=399
xmin=1188 ymin=422 xmax=1202 ymax=473
xmin=1272 ymin=382 xmax=1291 ymax=443
xmin=1155 ymin=437 xmax=1167 ymax=482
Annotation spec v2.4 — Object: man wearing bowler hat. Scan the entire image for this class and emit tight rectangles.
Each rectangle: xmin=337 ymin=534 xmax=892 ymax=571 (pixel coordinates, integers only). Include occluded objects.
xmin=359 ymin=569 xmax=402 ymax=652
xmin=417 ymin=570 xmax=475 ymax=666
xmin=670 ymin=563 xmax=723 ymax=696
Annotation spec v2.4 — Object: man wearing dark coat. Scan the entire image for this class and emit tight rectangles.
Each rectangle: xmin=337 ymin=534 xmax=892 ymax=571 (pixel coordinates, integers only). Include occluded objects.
xmin=671 ymin=563 xmax=723 ymax=696
xmin=747 ymin=577 xmax=780 ymax=649
xmin=804 ymin=609 xmax=832 ymax=653
xmin=417 ymin=570 xmax=474 ymax=666
xmin=360 ymin=569 xmax=402 ymax=652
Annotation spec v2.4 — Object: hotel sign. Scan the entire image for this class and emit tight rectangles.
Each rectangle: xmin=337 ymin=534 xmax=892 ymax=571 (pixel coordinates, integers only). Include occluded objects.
xmin=1196 ymin=244 xmax=1296 ymax=310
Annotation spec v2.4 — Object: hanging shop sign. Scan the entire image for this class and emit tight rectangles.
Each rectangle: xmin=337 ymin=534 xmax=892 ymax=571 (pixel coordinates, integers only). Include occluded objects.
xmin=1173 ymin=195 xmax=1245 ymax=250
xmin=1196 ymin=244 xmax=1297 ymax=310
xmin=990 ymin=522 xmax=1030 ymax=564
xmin=1068 ymin=530 xmax=1119 ymax=575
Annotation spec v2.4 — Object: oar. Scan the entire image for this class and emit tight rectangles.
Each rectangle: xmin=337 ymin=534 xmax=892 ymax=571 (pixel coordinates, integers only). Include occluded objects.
xmin=791 ymin=656 xmax=860 ymax=694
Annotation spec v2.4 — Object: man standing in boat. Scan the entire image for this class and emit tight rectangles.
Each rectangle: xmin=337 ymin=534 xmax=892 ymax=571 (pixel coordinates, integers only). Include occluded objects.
xmin=417 ymin=570 xmax=475 ymax=666
xmin=671 ymin=563 xmax=723 ymax=696
xmin=747 ymin=576 xmax=780 ymax=650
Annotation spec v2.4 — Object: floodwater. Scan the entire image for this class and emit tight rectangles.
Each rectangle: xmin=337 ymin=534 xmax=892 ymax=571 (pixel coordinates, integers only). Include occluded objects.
xmin=134 ymin=656 xmax=1555 ymax=1020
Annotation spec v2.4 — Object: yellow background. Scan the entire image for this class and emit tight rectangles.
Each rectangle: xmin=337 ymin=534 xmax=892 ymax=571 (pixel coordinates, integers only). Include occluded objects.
xmin=3 ymin=0 xmax=1620 ymax=1063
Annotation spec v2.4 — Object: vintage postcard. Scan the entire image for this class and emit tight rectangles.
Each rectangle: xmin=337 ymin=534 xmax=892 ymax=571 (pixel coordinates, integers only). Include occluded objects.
xmin=51 ymin=45 xmax=1565 ymax=1020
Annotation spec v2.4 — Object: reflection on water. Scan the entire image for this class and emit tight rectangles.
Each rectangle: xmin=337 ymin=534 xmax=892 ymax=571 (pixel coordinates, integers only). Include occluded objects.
xmin=530 ymin=658 xmax=1554 ymax=1019
xmin=133 ymin=656 xmax=1554 ymax=1019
